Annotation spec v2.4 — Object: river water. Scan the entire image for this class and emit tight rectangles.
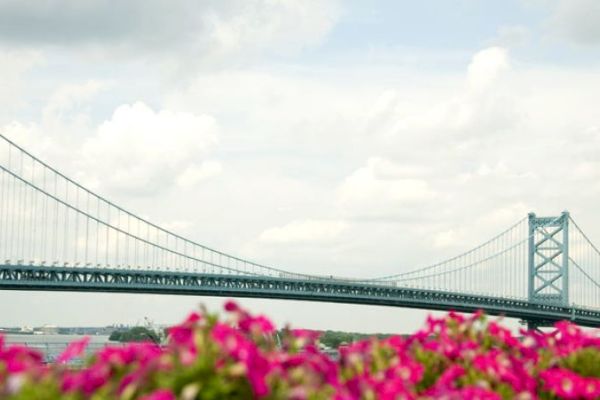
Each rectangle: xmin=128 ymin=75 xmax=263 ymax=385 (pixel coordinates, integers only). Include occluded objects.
xmin=4 ymin=334 xmax=115 ymax=362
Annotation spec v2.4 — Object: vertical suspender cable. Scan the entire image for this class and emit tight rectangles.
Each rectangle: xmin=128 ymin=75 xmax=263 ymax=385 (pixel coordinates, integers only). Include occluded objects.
xmin=0 ymin=146 xmax=6 ymax=262
xmin=115 ymin=209 xmax=120 ymax=266
xmin=74 ymin=185 xmax=79 ymax=264
xmin=165 ymin=234 xmax=169 ymax=270
xmin=17 ymin=150 xmax=24 ymax=262
xmin=134 ymin=217 xmax=139 ymax=268
xmin=145 ymin=223 xmax=150 ymax=269
xmin=105 ymin=202 xmax=110 ymax=267
xmin=63 ymin=179 xmax=69 ymax=265
xmin=152 ymin=228 xmax=160 ymax=269
xmin=125 ymin=213 xmax=130 ymax=268
xmin=30 ymin=158 xmax=37 ymax=264
xmin=96 ymin=197 xmax=100 ymax=266
xmin=9 ymin=147 xmax=16 ymax=260
xmin=53 ymin=172 xmax=58 ymax=263
xmin=41 ymin=167 xmax=47 ymax=264
xmin=183 ymin=240 xmax=187 ymax=271
xmin=85 ymin=191 xmax=89 ymax=265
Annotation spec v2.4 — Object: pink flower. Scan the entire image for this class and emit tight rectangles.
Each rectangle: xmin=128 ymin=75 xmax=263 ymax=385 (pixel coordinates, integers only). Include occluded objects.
xmin=448 ymin=311 xmax=466 ymax=324
xmin=488 ymin=321 xmax=520 ymax=348
xmin=541 ymin=368 xmax=584 ymax=399
xmin=168 ymin=325 xmax=195 ymax=347
xmin=56 ymin=336 xmax=90 ymax=364
xmin=211 ymin=323 xmax=272 ymax=397
xmin=371 ymin=377 xmax=415 ymax=400
xmin=291 ymin=329 xmax=321 ymax=342
xmin=238 ymin=315 xmax=275 ymax=335
xmin=581 ymin=377 xmax=600 ymax=400
xmin=433 ymin=365 xmax=465 ymax=390
xmin=168 ymin=311 xmax=202 ymax=346
xmin=140 ymin=388 xmax=176 ymax=400
xmin=97 ymin=342 xmax=161 ymax=367
xmin=61 ymin=364 xmax=111 ymax=395
xmin=394 ymin=358 xmax=424 ymax=385
xmin=167 ymin=312 xmax=203 ymax=365
xmin=6 ymin=304 xmax=600 ymax=399
xmin=426 ymin=386 xmax=501 ymax=400
xmin=425 ymin=315 xmax=447 ymax=336
xmin=458 ymin=386 xmax=502 ymax=400
xmin=0 ymin=344 xmax=44 ymax=373
xmin=224 ymin=300 xmax=240 ymax=312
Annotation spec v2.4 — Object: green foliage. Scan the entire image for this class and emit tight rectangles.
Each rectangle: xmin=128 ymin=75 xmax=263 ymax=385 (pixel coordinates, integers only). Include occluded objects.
xmin=4 ymin=304 xmax=600 ymax=399
xmin=318 ymin=330 xmax=392 ymax=349
xmin=108 ymin=326 xmax=160 ymax=343
xmin=560 ymin=347 xmax=600 ymax=377
xmin=413 ymin=348 xmax=447 ymax=391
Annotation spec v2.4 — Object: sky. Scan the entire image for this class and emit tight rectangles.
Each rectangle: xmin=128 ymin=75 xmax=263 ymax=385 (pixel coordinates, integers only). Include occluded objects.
xmin=1 ymin=0 xmax=600 ymax=333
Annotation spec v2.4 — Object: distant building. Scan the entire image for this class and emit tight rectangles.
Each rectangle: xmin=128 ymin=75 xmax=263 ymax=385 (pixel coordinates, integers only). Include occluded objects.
xmin=20 ymin=326 xmax=34 ymax=334
xmin=39 ymin=325 xmax=59 ymax=335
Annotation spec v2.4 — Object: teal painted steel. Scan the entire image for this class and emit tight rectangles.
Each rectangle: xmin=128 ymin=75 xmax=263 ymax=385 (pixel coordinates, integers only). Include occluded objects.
xmin=3 ymin=133 xmax=600 ymax=328
xmin=2 ymin=264 xmax=600 ymax=327
xmin=528 ymin=212 xmax=570 ymax=306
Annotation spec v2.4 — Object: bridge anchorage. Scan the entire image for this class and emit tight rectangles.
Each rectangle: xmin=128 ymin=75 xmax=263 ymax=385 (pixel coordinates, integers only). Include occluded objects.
xmin=1 ymin=132 xmax=600 ymax=327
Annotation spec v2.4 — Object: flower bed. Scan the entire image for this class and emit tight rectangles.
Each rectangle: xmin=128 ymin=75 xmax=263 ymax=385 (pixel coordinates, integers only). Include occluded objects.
xmin=1 ymin=301 xmax=600 ymax=399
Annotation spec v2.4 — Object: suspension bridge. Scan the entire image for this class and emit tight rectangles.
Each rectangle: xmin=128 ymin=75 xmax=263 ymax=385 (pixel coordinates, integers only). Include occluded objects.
xmin=1 ymin=134 xmax=600 ymax=328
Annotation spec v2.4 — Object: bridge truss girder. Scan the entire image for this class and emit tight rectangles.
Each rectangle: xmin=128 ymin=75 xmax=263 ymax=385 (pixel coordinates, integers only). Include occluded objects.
xmin=1 ymin=264 xmax=599 ymax=328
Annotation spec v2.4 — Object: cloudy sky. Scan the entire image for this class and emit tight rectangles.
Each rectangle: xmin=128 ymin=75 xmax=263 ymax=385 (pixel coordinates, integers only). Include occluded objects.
xmin=1 ymin=0 xmax=600 ymax=332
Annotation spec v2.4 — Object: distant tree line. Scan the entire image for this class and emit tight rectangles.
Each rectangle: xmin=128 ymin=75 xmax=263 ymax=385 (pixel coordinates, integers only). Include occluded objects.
xmin=318 ymin=330 xmax=395 ymax=348
xmin=110 ymin=326 xmax=399 ymax=348
xmin=109 ymin=327 xmax=163 ymax=343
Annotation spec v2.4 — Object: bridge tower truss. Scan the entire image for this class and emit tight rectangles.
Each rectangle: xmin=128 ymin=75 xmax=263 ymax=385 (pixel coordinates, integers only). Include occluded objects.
xmin=528 ymin=211 xmax=569 ymax=307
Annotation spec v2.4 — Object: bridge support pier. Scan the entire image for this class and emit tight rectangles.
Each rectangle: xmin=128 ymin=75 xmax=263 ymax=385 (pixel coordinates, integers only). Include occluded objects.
xmin=525 ymin=320 xmax=540 ymax=332
xmin=521 ymin=319 xmax=550 ymax=332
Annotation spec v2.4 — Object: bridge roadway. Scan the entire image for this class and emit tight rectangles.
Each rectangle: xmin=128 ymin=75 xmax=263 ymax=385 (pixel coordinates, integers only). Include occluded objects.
xmin=2 ymin=264 xmax=600 ymax=327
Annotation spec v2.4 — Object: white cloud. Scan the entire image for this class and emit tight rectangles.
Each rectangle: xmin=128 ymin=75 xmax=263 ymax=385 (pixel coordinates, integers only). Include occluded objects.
xmin=161 ymin=220 xmax=193 ymax=232
xmin=4 ymin=18 xmax=600 ymax=332
xmin=476 ymin=203 xmax=530 ymax=228
xmin=337 ymin=157 xmax=436 ymax=219
xmin=0 ymin=47 xmax=43 ymax=116
xmin=573 ymin=159 xmax=600 ymax=181
xmin=0 ymin=0 xmax=341 ymax=68
xmin=258 ymin=219 xmax=348 ymax=244
xmin=176 ymin=160 xmax=222 ymax=188
xmin=1 ymin=121 xmax=46 ymax=152
xmin=205 ymin=0 xmax=340 ymax=59
xmin=0 ymin=80 xmax=111 ymax=177
xmin=466 ymin=47 xmax=510 ymax=93
xmin=549 ymin=0 xmax=600 ymax=46
xmin=491 ymin=25 xmax=530 ymax=47
xmin=166 ymin=69 xmax=368 ymax=153
xmin=42 ymin=80 xmax=106 ymax=123
xmin=363 ymin=47 xmax=516 ymax=146
xmin=432 ymin=229 xmax=466 ymax=249
xmin=80 ymin=102 xmax=219 ymax=195
xmin=456 ymin=162 xmax=536 ymax=183
xmin=360 ymin=157 xmax=428 ymax=179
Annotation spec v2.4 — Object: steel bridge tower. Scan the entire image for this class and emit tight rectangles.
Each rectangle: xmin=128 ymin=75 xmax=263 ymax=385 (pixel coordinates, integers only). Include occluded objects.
xmin=527 ymin=211 xmax=569 ymax=328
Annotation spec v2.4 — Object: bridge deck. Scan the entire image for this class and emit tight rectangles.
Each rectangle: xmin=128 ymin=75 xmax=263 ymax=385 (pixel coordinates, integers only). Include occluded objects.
xmin=2 ymin=264 xmax=600 ymax=327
